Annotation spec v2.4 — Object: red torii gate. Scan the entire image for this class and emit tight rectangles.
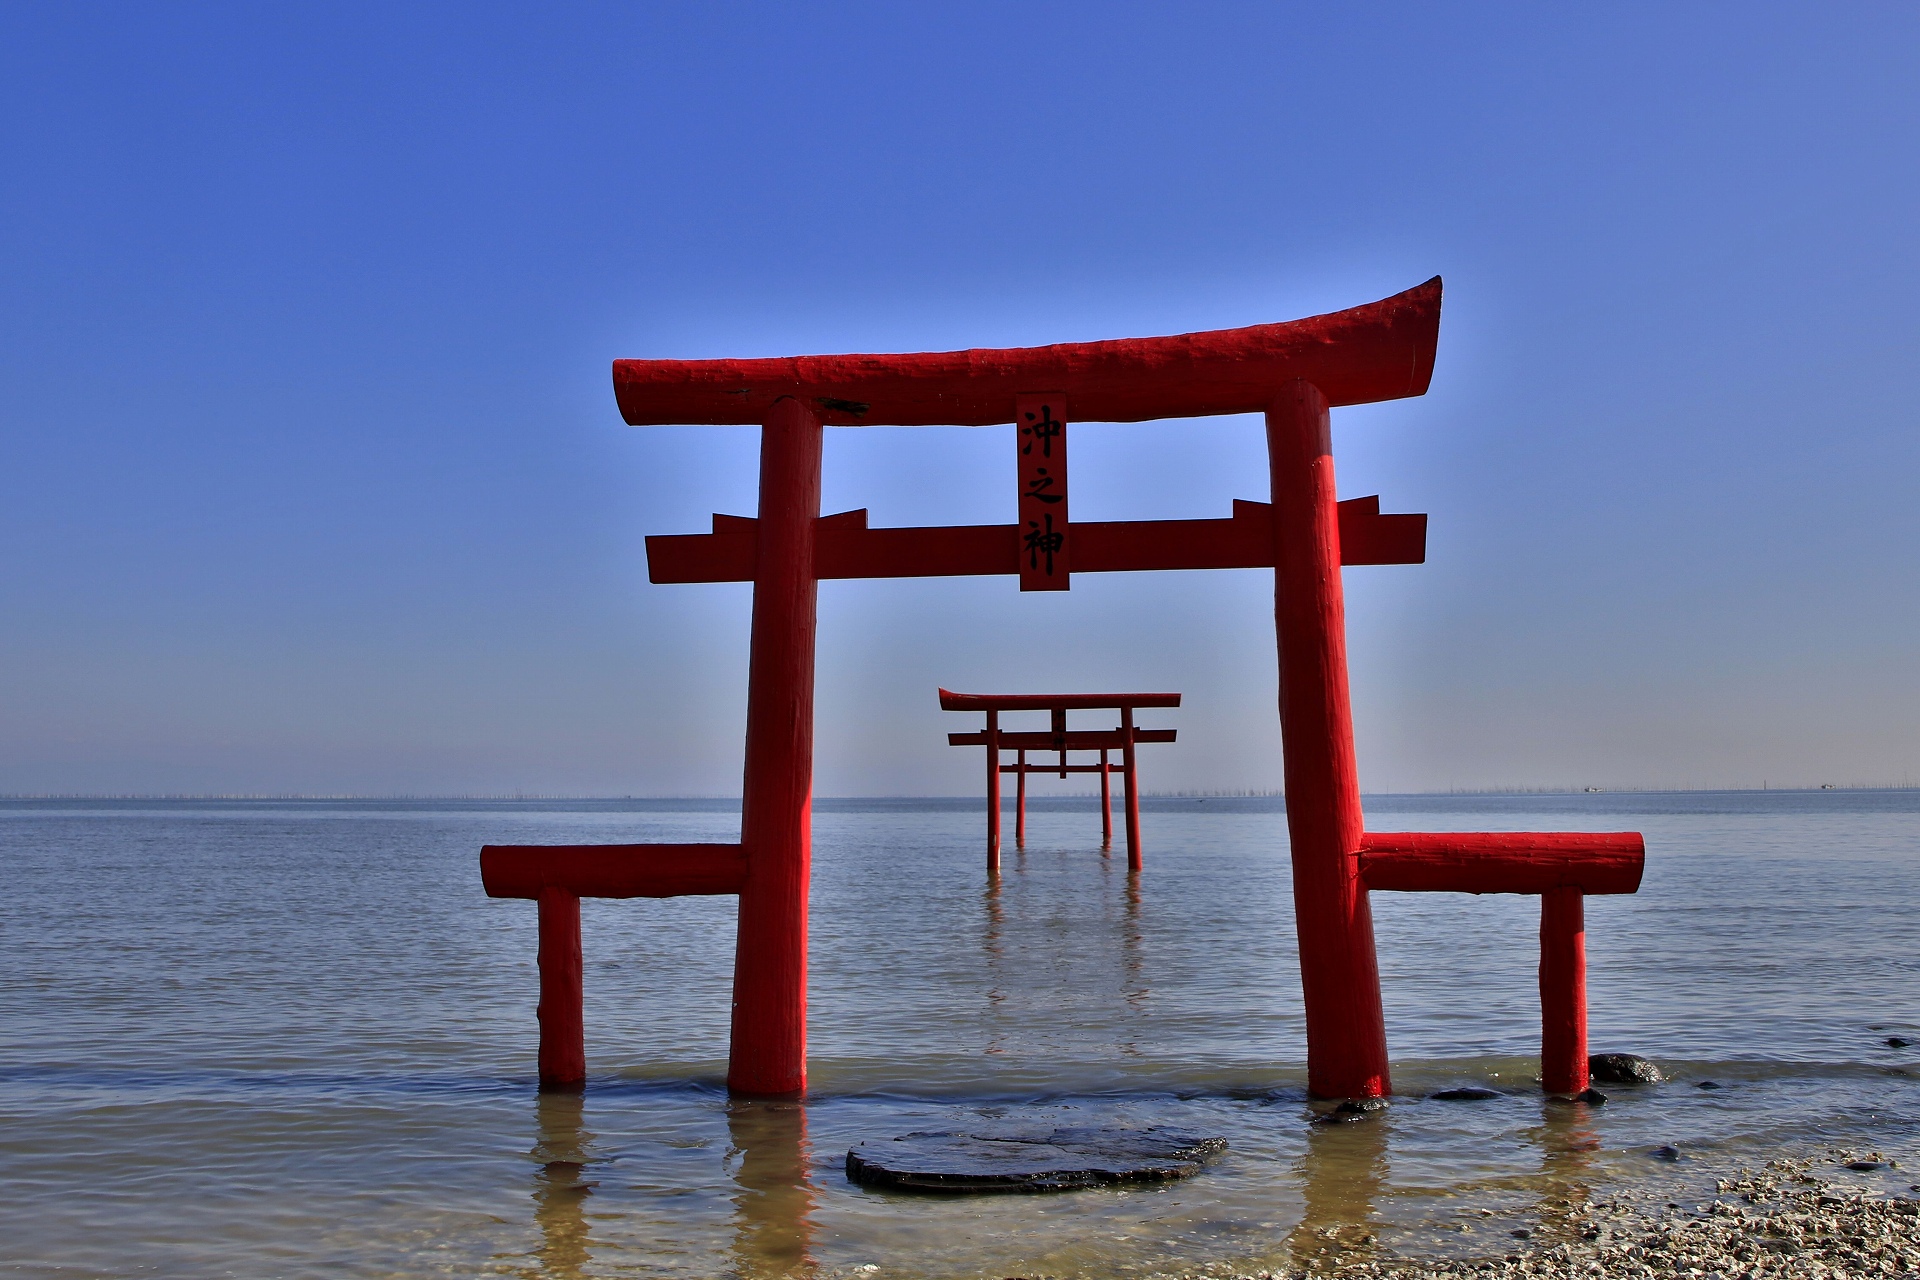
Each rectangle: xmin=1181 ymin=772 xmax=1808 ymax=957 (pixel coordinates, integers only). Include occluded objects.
xmin=479 ymin=277 xmax=1646 ymax=1102
xmin=938 ymin=689 xmax=1181 ymax=872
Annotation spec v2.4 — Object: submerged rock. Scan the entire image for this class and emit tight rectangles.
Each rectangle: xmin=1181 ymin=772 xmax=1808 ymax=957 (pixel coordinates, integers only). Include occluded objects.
xmin=1887 ymin=1036 xmax=1913 ymax=1048
xmin=1650 ymin=1144 xmax=1683 ymax=1161
xmin=1589 ymin=1053 xmax=1664 ymax=1084
xmin=844 ymin=1125 xmax=1224 ymax=1194
xmin=1313 ymin=1097 xmax=1389 ymax=1124
xmin=1429 ymin=1087 xmax=1503 ymax=1101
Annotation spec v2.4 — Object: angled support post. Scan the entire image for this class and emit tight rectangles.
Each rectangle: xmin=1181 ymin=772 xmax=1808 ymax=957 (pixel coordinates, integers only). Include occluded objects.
xmin=730 ymin=396 xmax=822 ymax=1097
xmin=1268 ymin=379 xmax=1390 ymax=1100
xmin=1540 ymin=888 xmax=1589 ymax=1094
xmin=537 ymin=888 xmax=585 ymax=1090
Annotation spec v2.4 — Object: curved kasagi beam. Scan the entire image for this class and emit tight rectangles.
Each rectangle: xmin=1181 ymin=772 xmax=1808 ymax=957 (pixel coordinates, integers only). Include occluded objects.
xmin=613 ymin=277 xmax=1441 ymax=427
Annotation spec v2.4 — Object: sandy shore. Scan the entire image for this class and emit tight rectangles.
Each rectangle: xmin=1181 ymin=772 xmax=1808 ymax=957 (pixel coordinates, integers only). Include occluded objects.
xmin=1198 ymin=1153 xmax=1920 ymax=1279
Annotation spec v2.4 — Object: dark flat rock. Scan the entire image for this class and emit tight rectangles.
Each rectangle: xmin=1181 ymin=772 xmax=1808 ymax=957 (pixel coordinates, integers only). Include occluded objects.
xmin=1430 ymin=1087 xmax=1503 ymax=1101
xmin=845 ymin=1126 xmax=1226 ymax=1194
xmin=1590 ymin=1053 xmax=1664 ymax=1084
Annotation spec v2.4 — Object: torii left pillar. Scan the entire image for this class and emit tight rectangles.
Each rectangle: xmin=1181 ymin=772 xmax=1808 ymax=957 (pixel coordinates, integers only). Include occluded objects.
xmin=732 ymin=396 xmax=822 ymax=1096
xmin=1269 ymin=380 xmax=1390 ymax=1100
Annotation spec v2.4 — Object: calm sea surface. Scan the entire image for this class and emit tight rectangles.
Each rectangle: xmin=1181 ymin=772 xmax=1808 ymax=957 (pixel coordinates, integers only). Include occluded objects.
xmin=2 ymin=792 xmax=1916 ymax=1278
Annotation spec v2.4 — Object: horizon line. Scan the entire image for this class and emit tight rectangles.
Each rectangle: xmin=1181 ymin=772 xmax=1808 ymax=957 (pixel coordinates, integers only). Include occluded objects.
xmin=3 ymin=784 xmax=1916 ymax=803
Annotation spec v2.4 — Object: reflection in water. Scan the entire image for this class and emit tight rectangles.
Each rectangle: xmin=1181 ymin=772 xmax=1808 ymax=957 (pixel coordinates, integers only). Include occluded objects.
xmin=1287 ymin=1111 xmax=1388 ymax=1272
xmin=726 ymin=1100 xmax=817 ymax=1279
xmin=1121 ymin=870 xmax=1146 ymax=1012
xmin=529 ymin=1091 xmax=597 ymax=1278
xmin=981 ymin=875 xmax=1007 ymax=1056
xmin=1528 ymin=1099 xmax=1601 ymax=1244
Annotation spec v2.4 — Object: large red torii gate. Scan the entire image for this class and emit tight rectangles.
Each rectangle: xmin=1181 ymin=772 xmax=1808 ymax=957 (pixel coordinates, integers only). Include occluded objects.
xmin=480 ymin=277 xmax=1646 ymax=1102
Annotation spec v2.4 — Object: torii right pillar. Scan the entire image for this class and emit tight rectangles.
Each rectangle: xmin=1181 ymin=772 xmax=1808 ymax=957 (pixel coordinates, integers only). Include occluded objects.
xmin=1268 ymin=378 xmax=1391 ymax=1101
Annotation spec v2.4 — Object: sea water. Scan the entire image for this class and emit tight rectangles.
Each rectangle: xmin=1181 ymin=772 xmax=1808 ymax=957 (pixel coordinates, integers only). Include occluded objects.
xmin=1 ymin=792 xmax=1916 ymax=1278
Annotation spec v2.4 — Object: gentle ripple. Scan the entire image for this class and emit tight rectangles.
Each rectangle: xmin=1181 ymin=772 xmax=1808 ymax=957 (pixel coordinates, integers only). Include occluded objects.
xmin=1 ymin=793 xmax=1916 ymax=1277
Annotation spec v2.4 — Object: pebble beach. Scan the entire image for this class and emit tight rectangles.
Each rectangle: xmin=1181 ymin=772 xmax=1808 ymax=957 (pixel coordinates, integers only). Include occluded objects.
xmin=1198 ymin=1153 xmax=1920 ymax=1280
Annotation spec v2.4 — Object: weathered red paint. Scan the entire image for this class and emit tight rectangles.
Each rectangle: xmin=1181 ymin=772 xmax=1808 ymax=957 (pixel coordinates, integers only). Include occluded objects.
xmin=612 ymin=278 xmax=1441 ymax=426
xmin=644 ymin=497 xmax=1424 ymax=585
xmin=1540 ymin=888 xmax=1589 ymax=1094
xmin=1269 ymin=379 xmax=1391 ymax=1101
xmin=537 ymin=888 xmax=585 ymax=1090
xmin=1358 ymin=832 xmax=1644 ymax=896
xmin=727 ymin=396 xmax=823 ymax=1097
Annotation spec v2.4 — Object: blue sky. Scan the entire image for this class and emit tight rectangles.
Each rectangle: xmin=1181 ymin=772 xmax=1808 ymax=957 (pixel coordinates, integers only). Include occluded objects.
xmin=1 ymin=3 xmax=1915 ymax=795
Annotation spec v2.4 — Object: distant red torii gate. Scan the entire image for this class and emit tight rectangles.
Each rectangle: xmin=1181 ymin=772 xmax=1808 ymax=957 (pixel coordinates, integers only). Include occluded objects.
xmin=479 ymin=276 xmax=1647 ymax=1102
xmin=938 ymin=689 xmax=1180 ymax=872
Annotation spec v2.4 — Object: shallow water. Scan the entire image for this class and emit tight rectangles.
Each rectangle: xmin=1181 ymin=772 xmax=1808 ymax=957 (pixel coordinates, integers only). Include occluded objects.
xmin=2 ymin=792 xmax=1916 ymax=1277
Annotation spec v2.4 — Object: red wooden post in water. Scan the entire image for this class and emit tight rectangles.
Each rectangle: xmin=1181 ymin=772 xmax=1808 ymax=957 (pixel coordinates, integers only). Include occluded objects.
xmin=1120 ymin=706 xmax=1143 ymax=872
xmin=1015 ymin=749 xmax=1027 ymax=846
xmin=1540 ymin=888 xmax=1589 ymax=1094
xmin=985 ymin=710 xmax=1002 ymax=872
xmin=1268 ymin=379 xmax=1390 ymax=1101
xmin=537 ymin=888 xmax=586 ymax=1089
xmin=731 ymin=397 xmax=822 ymax=1097
xmin=1099 ymin=750 xmax=1112 ymax=848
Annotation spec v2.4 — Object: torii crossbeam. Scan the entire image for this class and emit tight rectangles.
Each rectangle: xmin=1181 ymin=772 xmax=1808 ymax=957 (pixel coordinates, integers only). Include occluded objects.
xmin=479 ymin=276 xmax=1648 ymax=1102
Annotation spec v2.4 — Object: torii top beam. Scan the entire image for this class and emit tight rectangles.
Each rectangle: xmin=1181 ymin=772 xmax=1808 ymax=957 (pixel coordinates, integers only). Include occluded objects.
xmin=613 ymin=278 xmax=1441 ymax=427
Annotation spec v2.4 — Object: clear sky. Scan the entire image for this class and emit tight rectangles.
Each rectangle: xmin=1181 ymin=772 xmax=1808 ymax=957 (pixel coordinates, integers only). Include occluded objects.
xmin=2 ymin=3 xmax=1915 ymax=796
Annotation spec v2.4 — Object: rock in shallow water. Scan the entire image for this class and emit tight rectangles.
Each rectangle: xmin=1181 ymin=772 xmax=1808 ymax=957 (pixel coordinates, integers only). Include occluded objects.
xmin=844 ymin=1126 xmax=1226 ymax=1194
xmin=1430 ymin=1087 xmax=1503 ymax=1101
xmin=1589 ymin=1052 xmax=1664 ymax=1084
xmin=1312 ymin=1097 xmax=1390 ymax=1124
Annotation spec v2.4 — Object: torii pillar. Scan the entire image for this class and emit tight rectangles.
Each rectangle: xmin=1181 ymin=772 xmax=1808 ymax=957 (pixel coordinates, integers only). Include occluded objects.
xmin=1269 ymin=379 xmax=1389 ymax=1099
xmin=731 ymin=396 xmax=822 ymax=1096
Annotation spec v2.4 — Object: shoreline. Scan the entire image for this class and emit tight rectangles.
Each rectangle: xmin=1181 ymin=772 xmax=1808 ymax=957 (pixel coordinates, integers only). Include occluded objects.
xmin=1193 ymin=1151 xmax=1920 ymax=1279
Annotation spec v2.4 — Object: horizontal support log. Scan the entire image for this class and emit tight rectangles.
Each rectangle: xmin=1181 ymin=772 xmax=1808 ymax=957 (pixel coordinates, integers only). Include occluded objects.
xmin=938 ymin=689 xmax=1181 ymax=711
xmin=998 ymin=762 xmax=1122 ymax=774
xmin=614 ymin=278 xmax=1440 ymax=426
xmin=949 ymin=729 xmax=1178 ymax=748
xmin=647 ymin=498 xmax=1424 ymax=585
xmin=1358 ymin=832 xmax=1645 ymax=896
xmin=481 ymin=843 xmax=747 ymax=900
